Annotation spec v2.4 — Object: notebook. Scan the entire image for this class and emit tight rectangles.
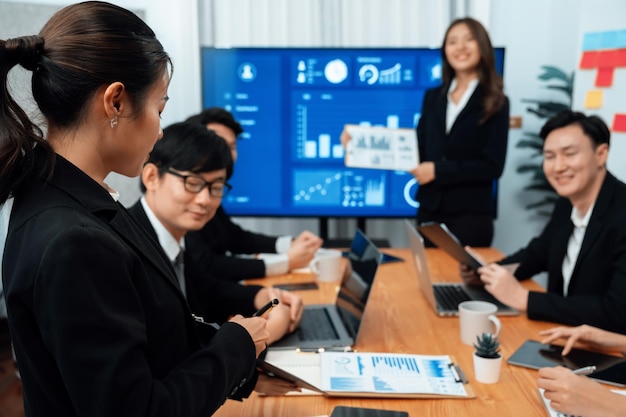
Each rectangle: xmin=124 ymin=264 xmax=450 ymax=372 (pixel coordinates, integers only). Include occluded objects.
xmin=343 ymin=228 xmax=403 ymax=264
xmin=405 ymin=220 xmax=518 ymax=317
xmin=269 ymin=255 xmax=381 ymax=351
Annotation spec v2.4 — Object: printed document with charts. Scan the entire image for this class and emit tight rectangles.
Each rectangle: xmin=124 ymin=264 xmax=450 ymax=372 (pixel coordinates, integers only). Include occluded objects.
xmin=259 ymin=350 xmax=474 ymax=398
xmin=344 ymin=125 xmax=419 ymax=171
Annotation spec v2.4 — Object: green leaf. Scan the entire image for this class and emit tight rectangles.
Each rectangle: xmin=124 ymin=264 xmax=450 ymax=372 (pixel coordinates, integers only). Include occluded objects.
xmin=517 ymin=164 xmax=543 ymax=173
xmin=516 ymin=139 xmax=543 ymax=150
xmin=538 ymin=65 xmax=569 ymax=82
xmin=544 ymin=85 xmax=573 ymax=99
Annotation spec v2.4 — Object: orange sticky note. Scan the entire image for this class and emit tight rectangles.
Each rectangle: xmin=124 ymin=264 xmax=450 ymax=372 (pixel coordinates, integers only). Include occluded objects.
xmin=584 ymin=90 xmax=603 ymax=109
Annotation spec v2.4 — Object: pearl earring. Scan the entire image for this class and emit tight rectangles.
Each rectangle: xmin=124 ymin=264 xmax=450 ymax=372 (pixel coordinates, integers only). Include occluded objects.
xmin=109 ymin=116 xmax=118 ymax=128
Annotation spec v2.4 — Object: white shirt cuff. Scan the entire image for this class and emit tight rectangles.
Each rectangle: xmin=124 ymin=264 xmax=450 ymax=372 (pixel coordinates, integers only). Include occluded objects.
xmin=275 ymin=235 xmax=292 ymax=254
xmin=258 ymin=253 xmax=290 ymax=276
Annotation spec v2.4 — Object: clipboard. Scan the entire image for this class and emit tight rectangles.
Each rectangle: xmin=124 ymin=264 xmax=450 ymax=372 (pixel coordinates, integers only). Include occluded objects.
xmin=257 ymin=350 xmax=475 ymax=399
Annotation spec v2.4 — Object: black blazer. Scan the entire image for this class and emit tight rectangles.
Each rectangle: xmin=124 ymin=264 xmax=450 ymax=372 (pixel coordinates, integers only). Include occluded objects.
xmin=3 ymin=151 xmax=257 ymax=417
xmin=416 ymin=84 xmax=509 ymax=217
xmin=187 ymin=206 xmax=279 ymax=281
xmin=128 ymin=201 xmax=262 ymax=323
xmin=502 ymin=172 xmax=626 ymax=333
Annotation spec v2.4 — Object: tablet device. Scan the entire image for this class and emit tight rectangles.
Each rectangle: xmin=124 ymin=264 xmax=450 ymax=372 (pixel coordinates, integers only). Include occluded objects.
xmin=508 ymin=340 xmax=626 ymax=387
xmin=417 ymin=222 xmax=484 ymax=270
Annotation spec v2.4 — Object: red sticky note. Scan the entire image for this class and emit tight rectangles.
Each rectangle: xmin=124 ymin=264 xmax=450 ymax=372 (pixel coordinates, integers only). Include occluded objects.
xmin=595 ymin=67 xmax=614 ymax=87
xmin=613 ymin=114 xmax=626 ymax=133
xmin=597 ymin=50 xmax=617 ymax=68
xmin=616 ymin=49 xmax=626 ymax=67
xmin=579 ymin=51 xmax=599 ymax=69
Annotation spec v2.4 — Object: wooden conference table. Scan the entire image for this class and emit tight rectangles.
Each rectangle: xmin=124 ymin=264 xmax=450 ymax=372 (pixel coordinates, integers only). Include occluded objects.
xmin=214 ymin=247 xmax=557 ymax=417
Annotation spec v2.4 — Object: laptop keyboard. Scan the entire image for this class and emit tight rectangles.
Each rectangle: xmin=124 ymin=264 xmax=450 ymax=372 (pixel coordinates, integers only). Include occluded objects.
xmin=298 ymin=309 xmax=339 ymax=341
xmin=434 ymin=285 xmax=472 ymax=310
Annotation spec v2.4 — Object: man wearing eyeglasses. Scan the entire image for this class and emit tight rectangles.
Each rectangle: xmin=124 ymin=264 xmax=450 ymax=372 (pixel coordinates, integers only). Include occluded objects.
xmin=128 ymin=123 xmax=303 ymax=371
xmin=185 ymin=107 xmax=323 ymax=281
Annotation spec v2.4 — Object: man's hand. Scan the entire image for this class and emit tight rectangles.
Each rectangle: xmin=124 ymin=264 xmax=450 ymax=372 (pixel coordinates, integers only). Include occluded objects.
xmin=287 ymin=231 xmax=323 ymax=270
xmin=477 ymin=263 xmax=529 ymax=312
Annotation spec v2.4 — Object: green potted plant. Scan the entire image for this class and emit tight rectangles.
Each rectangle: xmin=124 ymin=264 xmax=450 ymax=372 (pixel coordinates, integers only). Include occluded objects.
xmin=472 ymin=332 xmax=502 ymax=384
xmin=516 ymin=66 xmax=574 ymax=216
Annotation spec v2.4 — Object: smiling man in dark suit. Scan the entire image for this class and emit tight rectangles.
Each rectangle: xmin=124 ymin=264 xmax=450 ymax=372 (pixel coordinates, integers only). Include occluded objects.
xmin=128 ymin=122 xmax=303 ymax=340
xmin=464 ymin=110 xmax=626 ymax=333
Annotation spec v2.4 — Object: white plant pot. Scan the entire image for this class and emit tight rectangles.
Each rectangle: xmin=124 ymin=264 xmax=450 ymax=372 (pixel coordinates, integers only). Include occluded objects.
xmin=473 ymin=352 xmax=502 ymax=384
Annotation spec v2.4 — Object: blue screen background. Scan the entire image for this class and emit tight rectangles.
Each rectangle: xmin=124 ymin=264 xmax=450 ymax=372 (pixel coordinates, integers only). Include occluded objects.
xmin=201 ymin=47 xmax=504 ymax=217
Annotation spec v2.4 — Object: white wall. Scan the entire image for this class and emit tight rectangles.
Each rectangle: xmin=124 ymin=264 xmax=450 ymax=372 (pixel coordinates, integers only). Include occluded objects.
xmin=488 ymin=0 xmax=583 ymax=257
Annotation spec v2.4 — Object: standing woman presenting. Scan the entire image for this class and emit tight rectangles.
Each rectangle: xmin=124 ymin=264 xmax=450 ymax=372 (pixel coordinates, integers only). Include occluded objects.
xmin=412 ymin=17 xmax=509 ymax=247
xmin=0 ymin=2 xmax=268 ymax=417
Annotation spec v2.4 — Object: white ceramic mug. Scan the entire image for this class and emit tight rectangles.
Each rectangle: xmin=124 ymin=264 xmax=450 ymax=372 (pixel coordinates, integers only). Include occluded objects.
xmin=459 ymin=300 xmax=502 ymax=346
xmin=310 ymin=249 xmax=342 ymax=282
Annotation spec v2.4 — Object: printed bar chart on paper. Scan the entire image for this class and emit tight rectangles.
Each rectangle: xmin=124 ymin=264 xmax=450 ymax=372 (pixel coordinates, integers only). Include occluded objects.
xmin=260 ymin=350 xmax=474 ymax=399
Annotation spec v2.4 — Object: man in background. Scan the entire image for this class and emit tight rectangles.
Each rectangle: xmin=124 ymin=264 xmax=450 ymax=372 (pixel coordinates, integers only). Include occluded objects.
xmin=128 ymin=122 xmax=303 ymax=345
xmin=463 ymin=110 xmax=626 ymax=333
xmin=186 ymin=107 xmax=323 ymax=281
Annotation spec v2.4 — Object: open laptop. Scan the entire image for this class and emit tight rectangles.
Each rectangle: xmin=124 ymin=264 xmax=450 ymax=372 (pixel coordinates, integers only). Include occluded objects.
xmin=405 ymin=220 xmax=518 ymax=317
xmin=343 ymin=228 xmax=403 ymax=264
xmin=269 ymin=255 xmax=381 ymax=351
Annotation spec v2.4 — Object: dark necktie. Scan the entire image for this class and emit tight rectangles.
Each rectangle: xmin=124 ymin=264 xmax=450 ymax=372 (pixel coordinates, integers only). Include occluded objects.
xmin=173 ymin=249 xmax=186 ymax=298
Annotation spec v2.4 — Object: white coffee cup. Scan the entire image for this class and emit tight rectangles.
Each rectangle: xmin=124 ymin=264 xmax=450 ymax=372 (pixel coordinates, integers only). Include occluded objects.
xmin=459 ymin=300 xmax=502 ymax=346
xmin=310 ymin=249 xmax=342 ymax=282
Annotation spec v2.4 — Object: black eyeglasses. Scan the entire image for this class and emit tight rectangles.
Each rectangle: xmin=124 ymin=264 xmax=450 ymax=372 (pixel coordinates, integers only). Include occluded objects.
xmin=165 ymin=169 xmax=232 ymax=197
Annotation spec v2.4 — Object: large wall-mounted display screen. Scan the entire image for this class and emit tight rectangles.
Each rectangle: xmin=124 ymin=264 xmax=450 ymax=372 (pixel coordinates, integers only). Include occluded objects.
xmin=201 ymin=47 xmax=505 ymax=217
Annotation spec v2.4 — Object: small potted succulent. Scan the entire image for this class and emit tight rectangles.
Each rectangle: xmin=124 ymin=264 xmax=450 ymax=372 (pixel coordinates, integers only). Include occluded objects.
xmin=473 ymin=332 xmax=502 ymax=384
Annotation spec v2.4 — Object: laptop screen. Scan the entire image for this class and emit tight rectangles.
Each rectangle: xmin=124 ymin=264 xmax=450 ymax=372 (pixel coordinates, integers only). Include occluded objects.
xmin=335 ymin=257 xmax=380 ymax=339
xmin=346 ymin=229 xmax=383 ymax=262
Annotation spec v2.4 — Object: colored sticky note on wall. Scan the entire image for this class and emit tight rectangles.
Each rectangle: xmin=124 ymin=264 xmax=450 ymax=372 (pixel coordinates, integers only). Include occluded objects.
xmin=583 ymin=32 xmax=603 ymax=51
xmin=580 ymin=51 xmax=599 ymax=69
xmin=617 ymin=49 xmax=626 ymax=67
xmin=613 ymin=114 xmax=626 ymax=133
xmin=584 ymin=91 xmax=603 ymax=109
xmin=595 ymin=67 xmax=614 ymax=87
xmin=598 ymin=50 xmax=617 ymax=68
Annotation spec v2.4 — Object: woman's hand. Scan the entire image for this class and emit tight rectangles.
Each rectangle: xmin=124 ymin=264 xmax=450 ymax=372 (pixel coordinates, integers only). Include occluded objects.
xmin=538 ymin=366 xmax=623 ymax=417
xmin=254 ymin=373 xmax=301 ymax=396
xmin=539 ymin=325 xmax=626 ymax=356
xmin=229 ymin=315 xmax=269 ymax=358
xmin=409 ymin=162 xmax=435 ymax=185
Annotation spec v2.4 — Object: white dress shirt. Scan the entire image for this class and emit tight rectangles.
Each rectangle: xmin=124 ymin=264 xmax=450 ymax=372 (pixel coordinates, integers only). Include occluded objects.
xmin=446 ymin=77 xmax=479 ymax=134
xmin=0 ymin=197 xmax=14 ymax=318
xmin=258 ymin=235 xmax=292 ymax=276
xmin=561 ymin=202 xmax=595 ymax=296
xmin=140 ymin=198 xmax=186 ymax=296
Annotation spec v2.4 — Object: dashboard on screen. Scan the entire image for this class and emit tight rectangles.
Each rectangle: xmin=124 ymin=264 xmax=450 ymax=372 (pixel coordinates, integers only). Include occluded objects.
xmin=201 ymin=47 xmax=504 ymax=217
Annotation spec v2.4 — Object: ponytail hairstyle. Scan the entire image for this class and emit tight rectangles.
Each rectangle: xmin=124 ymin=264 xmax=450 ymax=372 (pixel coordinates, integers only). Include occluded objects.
xmin=0 ymin=1 xmax=172 ymax=204
xmin=441 ymin=17 xmax=506 ymax=123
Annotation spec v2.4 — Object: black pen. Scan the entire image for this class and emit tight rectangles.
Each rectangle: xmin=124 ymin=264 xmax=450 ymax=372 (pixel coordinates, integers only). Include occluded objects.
xmin=572 ymin=365 xmax=596 ymax=376
xmin=253 ymin=298 xmax=279 ymax=317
